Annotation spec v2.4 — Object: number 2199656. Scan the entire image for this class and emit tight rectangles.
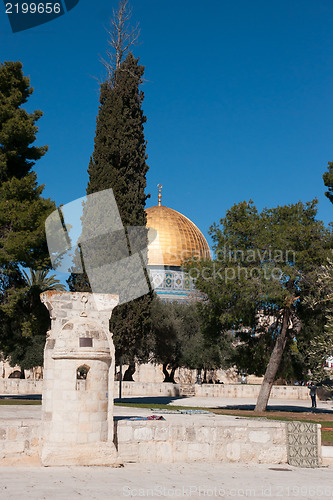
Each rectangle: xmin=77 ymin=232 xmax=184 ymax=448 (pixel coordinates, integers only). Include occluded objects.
xmin=5 ymin=3 xmax=61 ymax=14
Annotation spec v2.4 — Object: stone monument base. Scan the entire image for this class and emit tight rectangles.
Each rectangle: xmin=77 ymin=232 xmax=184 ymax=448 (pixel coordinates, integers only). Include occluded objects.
xmin=40 ymin=291 xmax=120 ymax=467
xmin=41 ymin=442 xmax=121 ymax=467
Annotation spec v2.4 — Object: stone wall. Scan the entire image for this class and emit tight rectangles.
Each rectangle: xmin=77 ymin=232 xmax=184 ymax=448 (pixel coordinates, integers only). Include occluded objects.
xmin=0 ymin=361 xmax=43 ymax=380
xmin=195 ymin=384 xmax=309 ymax=400
xmin=119 ymin=363 xmax=249 ymax=385
xmin=0 ymin=419 xmax=39 ymax=460
xmin=115 ymin=382 xmax=309 ymax=400
xmin=116 ymin=417 xmax=289 ymax=464
xmin=0 ymin=380 xmax=309 ymax=400
xmin=0 ymin=415 xmax=323 ymax=466
xmin=0 ymin=379 xmax=42 ymax=395
xmin=114 ymin=382 xmax=180 ymax=397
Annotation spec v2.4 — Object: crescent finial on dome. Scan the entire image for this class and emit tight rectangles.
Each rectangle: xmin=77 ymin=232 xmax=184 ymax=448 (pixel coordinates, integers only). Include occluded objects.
xmin=157 ymin=184 xmax=163 ymax=206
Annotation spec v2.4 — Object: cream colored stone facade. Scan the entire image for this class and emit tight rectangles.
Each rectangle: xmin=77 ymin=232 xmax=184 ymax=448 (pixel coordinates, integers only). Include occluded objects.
xmin=116 ymin=417 xmax=290 ymax=464
xmin=40 ymin=291 xmax=120 ymax=466
xmin=118 ymin=362 xmax=263 ymax=385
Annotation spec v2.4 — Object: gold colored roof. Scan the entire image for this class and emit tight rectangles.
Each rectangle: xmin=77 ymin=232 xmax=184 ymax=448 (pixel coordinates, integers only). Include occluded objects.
xmin=145 ymin=204 xmax=211 ymax=267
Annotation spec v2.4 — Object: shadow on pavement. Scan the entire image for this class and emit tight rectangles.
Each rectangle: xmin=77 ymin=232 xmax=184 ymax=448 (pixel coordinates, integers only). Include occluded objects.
xmin=114 ymin=396 xmax=187 ymax=405
xmin=114 ymin=396 xmax=333 ymax=415
xmin=0 ymin=394 xmax=41 ymax=400
xmin=114 ymin=416 xmax=137 ymax=421
xmin=220 ymin=404 xmax=333 ymax=414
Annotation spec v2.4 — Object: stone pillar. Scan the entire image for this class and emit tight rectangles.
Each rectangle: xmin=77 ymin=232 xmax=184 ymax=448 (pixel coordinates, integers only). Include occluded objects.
xmin=40 ymin=291 xmax=120 ymax=466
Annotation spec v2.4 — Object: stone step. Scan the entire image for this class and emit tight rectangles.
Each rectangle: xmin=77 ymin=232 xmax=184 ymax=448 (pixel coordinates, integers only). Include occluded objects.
xmin=180 ymin=384 xmax=196 ymax=397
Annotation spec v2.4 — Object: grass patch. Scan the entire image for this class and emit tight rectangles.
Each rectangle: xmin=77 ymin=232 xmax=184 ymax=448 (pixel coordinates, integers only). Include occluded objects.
xmin=212 ymin=410 xmax=333 ymax=446
xmin=0 ymin=400 xmax=41 ymax=405
xmin=322 ymin=433 xmax=333 ymax=446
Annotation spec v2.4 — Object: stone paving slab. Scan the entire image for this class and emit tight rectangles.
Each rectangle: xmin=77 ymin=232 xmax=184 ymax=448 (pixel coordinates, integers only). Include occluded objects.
xmin=0 ymin=405 xmax=41 ymax=420
xmin=0 ymin=463 xmax=332 ymax=499
xmin=0 ymin=403 xmax=257 ymax=425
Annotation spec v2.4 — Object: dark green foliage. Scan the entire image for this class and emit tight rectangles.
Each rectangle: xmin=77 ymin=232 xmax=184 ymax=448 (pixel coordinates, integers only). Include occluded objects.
xmin=0 ymin=61 xmax=48 ymax=183
xmin=302 ymin=252 xmax=333 ymax=381
xmin=299 ymin=305 xmax=331 ymax=382
xmin=0 ymin=284 xmax=50 ymax=369
xmin=323 ymin=161 xmax=333 ymax=205
xmin=151 ymin=298 xmax=234 ymax=381
xmin=233 ymin=329 xmax=306 ymax=382
xmin=111 ymin=294 xmax=154 ymax=365
xmin=87 ymin=53 xmax=149 ymax=224
xmin=188 ymin=199 xmax=332 ymax=382
xmin=0 ymin=172 xmax=54 ymax=269
xmin=67 ymin=264 xmax=90 ymax=293
xmin=151 ymin=298 xmax=183 ymax=377
xmin=0 ymin=61 xmax=55 ymax=370
xmin=22 ymin=268 xmax=66 ymax=291
xmin=69 ymin=53 xmax=152 ymax=365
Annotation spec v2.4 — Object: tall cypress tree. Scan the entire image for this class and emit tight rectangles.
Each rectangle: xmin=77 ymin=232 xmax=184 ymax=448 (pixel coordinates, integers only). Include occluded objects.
xmin=87 ymin=53 xmax=148 ymax=220
xmin=68 ymin=53 xmax=153 ymax=372
xmin=0 ymin=61 xmax=55 ymax=370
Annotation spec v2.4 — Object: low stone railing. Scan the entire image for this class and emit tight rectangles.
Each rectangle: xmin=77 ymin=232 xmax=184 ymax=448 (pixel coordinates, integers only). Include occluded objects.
xmin=195 ymin=384 xmax=309 ymax=400
xmin=114 ymin=382 xmax=309 ymax=400
xmin=0 ymin=413 xmax=321 ymax=466
xmin=0 ymin=379 xmax=42 ymax=395
xmin=0 ymin=418 xmax=39 ymax=461
xmin=115 ymin=417 xmax=289 ymax=464
xmin=0 ymin=380 xmax=309 ymax=400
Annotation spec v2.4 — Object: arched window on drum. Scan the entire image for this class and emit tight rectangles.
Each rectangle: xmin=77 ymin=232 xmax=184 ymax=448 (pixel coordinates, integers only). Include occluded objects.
xmin=76 ymin=365 xmax=90 ymax=390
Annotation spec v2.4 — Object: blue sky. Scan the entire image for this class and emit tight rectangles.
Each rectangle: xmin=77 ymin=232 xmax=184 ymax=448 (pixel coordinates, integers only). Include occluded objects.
xmin=1 ymin=0 xmax=332 ymax=252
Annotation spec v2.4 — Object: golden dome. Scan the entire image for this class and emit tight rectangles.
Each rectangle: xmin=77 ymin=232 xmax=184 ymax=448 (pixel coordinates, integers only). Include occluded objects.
xmin=145 ymin=204 xmax=211 ymax=267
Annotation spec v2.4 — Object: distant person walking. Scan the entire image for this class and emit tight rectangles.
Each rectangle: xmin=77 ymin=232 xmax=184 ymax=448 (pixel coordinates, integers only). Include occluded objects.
xmin=309 ymin=382 xmax=317 ymax=408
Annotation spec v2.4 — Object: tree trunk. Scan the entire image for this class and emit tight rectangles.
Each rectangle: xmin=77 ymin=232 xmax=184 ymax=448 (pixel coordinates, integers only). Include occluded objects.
xmin=162 ymin=363 xmax=170 ymax=382
xmin=254 ymin=308 xmax=290 ymax=412
xmin=123 ymin=362 xmax=135 ymax=381
xmin=118 ymin=355 xmax=123 ymax=399
xmin=162 ymin=363 xmax=176 ymax=383
xmin=169 ymin=366 xmax=176 ymax=384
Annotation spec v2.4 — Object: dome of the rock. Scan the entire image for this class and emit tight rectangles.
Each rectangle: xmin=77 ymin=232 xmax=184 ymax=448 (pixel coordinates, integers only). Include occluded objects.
xmin=145 ymin=185 xmax=211 ymax=302
xmin=145 ymin=204 xmax=211 ymax=267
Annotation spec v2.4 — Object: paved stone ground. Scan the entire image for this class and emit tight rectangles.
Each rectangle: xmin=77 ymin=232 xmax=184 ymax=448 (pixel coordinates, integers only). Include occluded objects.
xmin=0 ymin=403 xmax=263 ymax=426
xmin=2 ymin=393 xmax=332 ymax=420
xmin=0 ymin=462 xmax=333 ymax=499
xmin=116 ymin=395 xmax=333 ymax=413
xmin=1 ymin=398 xmax=332 ymax=499
xmin=2 ymin=393 xmax=333 ymax=414
xmin=174 ymin=396 xmax=333 ymax=413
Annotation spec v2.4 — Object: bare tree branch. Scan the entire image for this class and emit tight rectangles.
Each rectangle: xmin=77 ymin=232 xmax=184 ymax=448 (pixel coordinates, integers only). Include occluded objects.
xmin=101 ymin=0 xmax=140 ymax=81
